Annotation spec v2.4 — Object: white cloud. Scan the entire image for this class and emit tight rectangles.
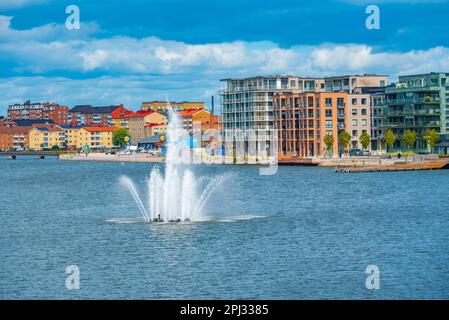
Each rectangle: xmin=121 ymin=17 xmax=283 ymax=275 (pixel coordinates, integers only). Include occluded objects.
xmin=0 ymin=75 xmax=220 ymax=114
xmin=1 ymin=15 xmax=449 ymax=113
xmin=0 ymin=0 xmax=49 ymax=10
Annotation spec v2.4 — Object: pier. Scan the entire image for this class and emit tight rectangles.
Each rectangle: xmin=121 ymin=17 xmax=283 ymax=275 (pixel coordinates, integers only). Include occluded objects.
xmin=335 ymin=159 xmax=449 ymax=173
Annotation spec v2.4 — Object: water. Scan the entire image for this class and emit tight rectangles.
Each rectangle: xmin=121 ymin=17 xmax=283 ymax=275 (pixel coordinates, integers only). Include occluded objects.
xmin=119 ymin=109 xmax=226 ymax=223
xmin=1 ymin=156 xmax=449 ymax=299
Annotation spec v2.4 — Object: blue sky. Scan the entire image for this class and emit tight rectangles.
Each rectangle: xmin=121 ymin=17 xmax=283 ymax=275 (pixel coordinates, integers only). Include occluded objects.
xmin=1 ymin=0 xmax=449 ymax=113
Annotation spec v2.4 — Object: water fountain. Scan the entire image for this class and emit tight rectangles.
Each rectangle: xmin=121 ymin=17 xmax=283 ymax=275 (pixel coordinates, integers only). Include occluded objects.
xmin=120 ymin=108 xmax=225 ymax=223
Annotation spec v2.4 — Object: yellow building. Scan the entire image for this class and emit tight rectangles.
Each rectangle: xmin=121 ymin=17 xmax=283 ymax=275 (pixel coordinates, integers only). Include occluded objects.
xmin=128 ymin=111 xmax=167 ymax=144
xmin=112 ymin=117 xmax=129 ymax=130
xmin=144 ymin=123 xmax=167 ymax=137
xmin=142 ymin=101 xmax=205 ymax=112
xmin=28 ymin=126 xmax=64 ymax=150
xmin=77 ymin=126 xmax=115 ymax=149
xmin=63 ymin=126 xmax=83 ymax=149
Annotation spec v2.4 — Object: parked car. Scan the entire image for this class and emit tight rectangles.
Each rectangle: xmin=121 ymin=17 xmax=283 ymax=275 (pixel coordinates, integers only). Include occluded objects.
xmin=349 ymin=148 xmax=362 ymax=156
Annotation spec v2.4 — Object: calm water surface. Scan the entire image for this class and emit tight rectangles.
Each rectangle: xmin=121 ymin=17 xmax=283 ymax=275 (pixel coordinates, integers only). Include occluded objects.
xmin=1 ymin=156 xmax=448 ymax=299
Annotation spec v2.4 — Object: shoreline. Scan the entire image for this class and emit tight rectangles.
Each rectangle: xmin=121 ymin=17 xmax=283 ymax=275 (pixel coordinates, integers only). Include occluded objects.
xmin=59 ymin=153 xmax=165 ymax=163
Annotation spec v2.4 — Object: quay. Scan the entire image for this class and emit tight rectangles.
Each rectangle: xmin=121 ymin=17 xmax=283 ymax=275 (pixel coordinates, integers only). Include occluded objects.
xmin=335 ymin=159 xmax=449 ymax=173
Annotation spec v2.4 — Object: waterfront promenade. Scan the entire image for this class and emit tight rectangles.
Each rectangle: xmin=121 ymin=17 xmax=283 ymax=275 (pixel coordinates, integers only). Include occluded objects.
xmin=59 ymin=153 xmax=164 ymax=163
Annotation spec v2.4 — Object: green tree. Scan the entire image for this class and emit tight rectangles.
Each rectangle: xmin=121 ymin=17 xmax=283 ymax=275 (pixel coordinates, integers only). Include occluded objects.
xmin=402 ymin=129 xmax=417 ymax=150
xmin=384 ymin=129 xmax=397 ymax=152
xmin=51 ymin=145 xmax=60 ymax=151
xmin=359 ymin=131 xmax=371 ymax=150
xmin=338 ymin=131 xmax=351 ymax=153
xmin=423 ymin=129 xmax=440 ymax=153
xmin=323 ymin=134 xmax=335 ymax=157
xmin=113 ymin=127 xmax=129 ymax=147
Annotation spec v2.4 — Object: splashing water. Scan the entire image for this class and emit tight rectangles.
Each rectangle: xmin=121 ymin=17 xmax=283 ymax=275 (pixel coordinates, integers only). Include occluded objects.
xmin=120 ymin=107 xmax=226 ymax=223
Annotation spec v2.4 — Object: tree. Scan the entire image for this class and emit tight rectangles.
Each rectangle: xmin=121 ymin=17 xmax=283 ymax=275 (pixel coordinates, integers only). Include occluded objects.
xmin=359 ymin=131 xmax=371 ymax=150
xmin=338 ymin=131 xmax=351 ymax=154
xmin=51 ymin=145 xmax=60 ymax=151
xmin=402 ymin=129 xmax=417 ymax=150
xmin=423 ymin=129 xmax=440 ymax=153
xmin=323 ymin=134 xmax=335 ymax=157
xmin=113 ymin=127 xmax=129 ymax=147
xmin=384 ymin=129 xmax=397 ymax=152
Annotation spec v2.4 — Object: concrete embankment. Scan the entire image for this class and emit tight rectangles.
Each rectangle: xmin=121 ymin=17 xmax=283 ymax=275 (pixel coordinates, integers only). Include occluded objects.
xmin=59 ymin=153 xmax=164 ymax=163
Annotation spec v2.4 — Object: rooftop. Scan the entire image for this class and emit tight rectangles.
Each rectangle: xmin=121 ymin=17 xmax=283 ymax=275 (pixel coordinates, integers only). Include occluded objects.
xmin=14 ymin=119 xmax=55 ymax=127
xmin=83 ymin=126 xmax=116 ymax=133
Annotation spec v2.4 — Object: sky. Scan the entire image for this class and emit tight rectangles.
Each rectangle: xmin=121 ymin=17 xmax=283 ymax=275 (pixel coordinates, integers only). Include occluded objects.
xmin=1 ymin=0 xmax=449 ymax=113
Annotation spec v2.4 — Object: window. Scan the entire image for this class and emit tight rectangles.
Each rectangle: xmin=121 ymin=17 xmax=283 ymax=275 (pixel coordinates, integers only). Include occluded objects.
xmin=337 ymin=98 xmax=345 ymax=107
xmin=380 ymin=80 xmax=385 ymax=86
xmin=352 ymin=130 xmax=358 ymax=136
xmin=351 ymin=98 xmax=357 ymax=105
xmin=325 ymin=109 xmax=332 ymax=117
xmin=361 ymin=98 xmax=367 ymax=105
xmin=325 ymin=130 xmax=333 ymax=136
xmin=361 ymin=119 xmax=367 ymax=126
xmin=325 ymin=98 xmax=332 ymax=106
xmin=290 ymin=80 xmax=296 ymax=87
xmin=361 ymin=109 xmax=367 ymax=115
xmin=352 ymin=119 xmax=358 ymax=126
xmin=352 ymin=109 xmax=357 ymax=115
xmin=325 ymin=120 xmax=332 ymax=128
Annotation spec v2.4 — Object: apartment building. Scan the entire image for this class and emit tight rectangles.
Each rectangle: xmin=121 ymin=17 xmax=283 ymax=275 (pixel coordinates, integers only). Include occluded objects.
xmin=0 ymin=126 xmax=30 ymax=151
xmin=324 ymin=74 xmax=388 ymax=94
xmin=177 ymin=109 xmax=220 ymax=133
xmin=142 ymin=101 xmax=205 ymax=112
xmin=68 ymin=105 xmax=128 ymax=126
xmin=382 ymin=72 xmax=448 ymax=152
xmin=273 ymin=92 xmax=348 ymax=158
xmin=76 ymin=127 xmax=115 ymax=149
xmin=28 ymin=126 xmax=64 ymax=150
xmin=7 ymin=101 xmax=69 ymax=125
xmin=127 ymin=111 xmax=167 ymax=144
xmin=347 ymin=93 xmax=371 ymax=149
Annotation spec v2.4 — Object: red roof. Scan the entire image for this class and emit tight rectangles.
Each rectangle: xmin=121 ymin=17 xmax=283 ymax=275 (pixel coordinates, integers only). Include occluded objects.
xmin=126 ymin=110 xmax=155 ymax=119
xmin=177 ymin=109 xmax=201 ymax=117
xmin=84 ymin=126 xmax=116 ymax=133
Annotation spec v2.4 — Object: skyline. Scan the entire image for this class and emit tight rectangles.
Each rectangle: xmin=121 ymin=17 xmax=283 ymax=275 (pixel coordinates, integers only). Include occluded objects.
xmin=1 ymin=0 xmax=449 ymax=114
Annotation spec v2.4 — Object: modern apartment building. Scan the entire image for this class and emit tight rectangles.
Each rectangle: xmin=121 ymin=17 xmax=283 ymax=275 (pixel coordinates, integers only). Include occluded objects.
xmin=220 ymin=76 xmax=325 ymax=157
xmin=382 ymin=72 xmax=449 ymax=152
xmin=7 ymin=100 xmax=69 ymax=125
xmin=358 ymin=86 xmax=386 ymax=151
xmin=68 ymin=105 xmax=128 ymax=126
xmin=273 ymin=92 xmax=348 ymax=158
xmin=324 ymin=74 xmax=388 ymax=94
xmin=347 ymin=93 xmax=371 ymax=149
